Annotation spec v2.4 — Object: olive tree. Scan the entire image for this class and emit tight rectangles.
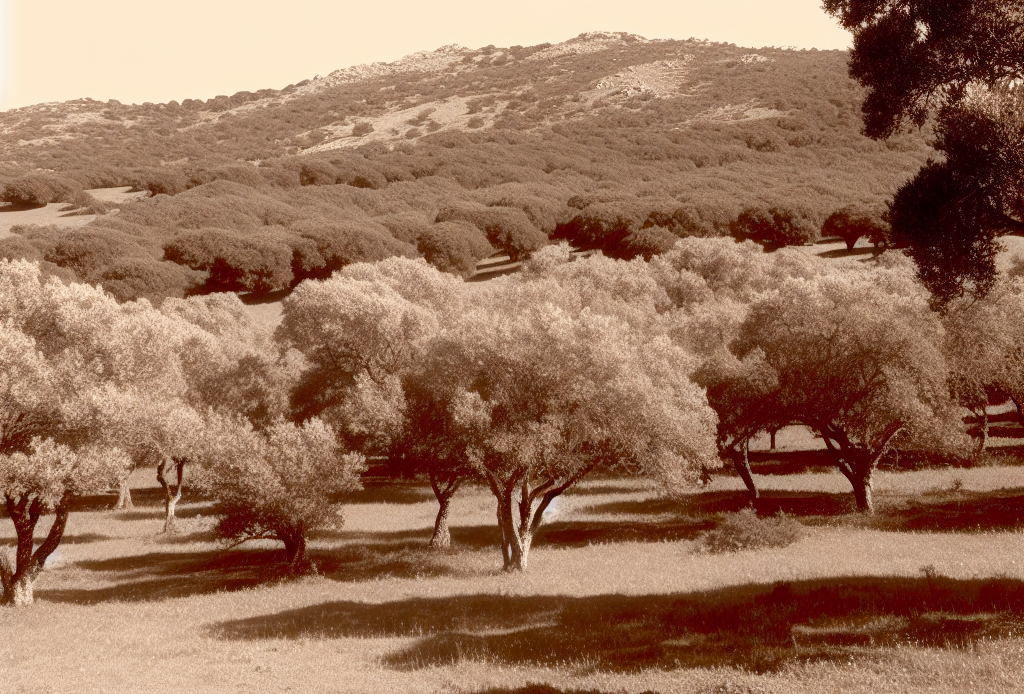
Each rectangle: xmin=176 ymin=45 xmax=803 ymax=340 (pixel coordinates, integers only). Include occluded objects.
xmin=138 ymin=293 xmax=290 ymax=531
xmin=428 ymin=285 xmax=718 ymax=571
xmin=194 ymin=415 xmax=364 ymax=568
xmin=942 ymin=279 xmax=1024 ymax=449
xmin=278 ymin=258 xmax=472 ymax=547
xmin=0 ymin=259 xmax=184 ymax=604
xmin=1 ymin=440 xmax=129 ymax=605
xmin=733 ymin=266 xmax=966 ymax=512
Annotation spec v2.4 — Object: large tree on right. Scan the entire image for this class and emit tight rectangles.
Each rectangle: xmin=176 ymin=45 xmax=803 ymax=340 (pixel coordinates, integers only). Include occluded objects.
xmin=824 ymin=0 xmax=1024 ymax=307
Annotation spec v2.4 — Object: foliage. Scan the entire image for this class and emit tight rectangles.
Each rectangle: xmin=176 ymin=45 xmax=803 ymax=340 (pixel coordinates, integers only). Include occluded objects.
xmin=1 ymin=173 xmax=80 ymax=206
xmin=417 ymin=221 xmax=494 ymax=277
xmin=0 ymin=259 xmax=188 ymax=603
xmin=194 ymin=415 xmax=364 ymax=567
xmin=426 ymin=277 xmax=718 ymax=570
xmin=693 ymin=508 xmax=803 ymax=554
xmin=942 ymin=280 xmax=1024 ymax=448
xmin=821 ymin=206 xmax=888 ymax=250
xmin=823 ymin=0 xmax=1024 ymax=139
xmin=824 ymin=2 xmax=1024 ymax=305
xmin=435 ymin=204 xmax=547 ymax=261
xmin=164 ymin=228 xmax=295 ymax=295
xmin=733 ymin=266 xmax=966 ymax=511
xmin=729 ymin=206 xmax=818 ymax=250
xmin=886 ymin=90 xmax=1024 ymax=306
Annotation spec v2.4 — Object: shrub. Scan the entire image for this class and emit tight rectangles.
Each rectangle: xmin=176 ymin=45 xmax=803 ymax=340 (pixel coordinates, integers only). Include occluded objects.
xmin=619 ymin=226 xmax=680 ymax=260
xmin=291 ymin=220 xmax=418 ymax=283
xmin=0 ymin=235 xmax=44 ymax=263
xmin=417 ymin=220 xmax=494 ymax=277
xmin=352 ymin=122 xmax=374 ymax=137
xmin=435 ymin=203 xmax=546 ymax=261
xmin=99 ymin=258 xmax=206 ymax=303
xmin=130 ymin=168 xmax=188 ymax=197
xmin=298 ymin=160 xmax=338 ymax=187
xmin=195 ymin=416 xmax=365 ymax=568
xmin=163 ymin=228 xmax=294 ymax=295
xmin=729 ymin=206 xmax=818 ymax=250
xmin=822 ymin=206 xmax=889 ymax=250
xmin=693 ymin=508 xmax=803 ymax=554
xmin=2 ymin=173 xmax=79 ymax=206
xmin=66 ymin=190 xmax=113 ymax=215
xmin=43 ymin=229 xmax=159 ymax=280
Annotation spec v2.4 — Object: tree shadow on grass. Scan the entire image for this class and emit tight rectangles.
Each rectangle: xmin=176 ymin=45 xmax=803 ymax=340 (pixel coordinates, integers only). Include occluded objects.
xmin=338 ymin=515 xmax=717 ymax=551
xmin=2 ymin=532 xmax=112 ymax=547
xmin=211 ymin=576 xmax=1024 ymax=673
xmin=37 ymin=539 xmax=479 ymax=605
xmin=819 ymin=246 xmax=878 ymax=259
xmin=873 ymin=488 xmax=1024 ymax=533
xmin=586 ymin=491 xmax=854 ymax=521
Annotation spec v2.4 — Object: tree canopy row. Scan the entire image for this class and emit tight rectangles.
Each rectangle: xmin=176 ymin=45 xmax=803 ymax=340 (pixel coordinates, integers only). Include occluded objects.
xmin=3 ymin=238 xmax=1022 ymax=605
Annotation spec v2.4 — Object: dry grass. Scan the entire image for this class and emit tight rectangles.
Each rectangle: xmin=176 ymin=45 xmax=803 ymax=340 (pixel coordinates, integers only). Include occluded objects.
xmin=2 ymin=462 xmax=1024 ymax=693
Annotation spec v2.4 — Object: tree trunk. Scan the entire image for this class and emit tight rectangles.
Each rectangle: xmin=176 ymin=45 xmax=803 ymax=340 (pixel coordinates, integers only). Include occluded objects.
xmin=427 ymin=472 xmax=461 ymax=550
xmin=769 ymin=429 xmax=777 ymax=451
xmin=282 ymin=532 xmax=306 ymax=568
xmin=9 ymin=575 xmax=33 ymax=606
xmin=429 ymin=495 xmax=452 ymax=549
xmin=732 ymin=441 xmax=759 ymax=499
xmin=157 ymin=458 xmax=185 ymax=534
xmin=114 ymin=475 xmax=134 ymax=511
xmin=2 ymin=491 xmax=72 ymax=607
xmin=977 ymin=410 xmax=989 ymax=453
xmin=840 ymin=464 xmax=874 ymax=513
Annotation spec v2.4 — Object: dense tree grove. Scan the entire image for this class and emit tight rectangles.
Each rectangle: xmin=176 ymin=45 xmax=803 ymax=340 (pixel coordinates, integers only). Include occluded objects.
xmin=4 ymin=226 xmax=1022 ymax=601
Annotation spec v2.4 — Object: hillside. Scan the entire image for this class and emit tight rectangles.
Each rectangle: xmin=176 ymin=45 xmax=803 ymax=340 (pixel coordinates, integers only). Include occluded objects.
xmin=0 ymin=32 xmax=936 ymax=302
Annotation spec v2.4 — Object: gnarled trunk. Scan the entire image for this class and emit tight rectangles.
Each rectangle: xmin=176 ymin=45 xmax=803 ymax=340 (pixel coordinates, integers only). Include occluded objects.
xmin=2 ymin=491 xmax=72 ymax=607
xmin=847 ymin=468 xmax=874 ymax=513
xmin=487 ymin=463 xmax=594 ymax=572
xmin=430 ymin=496 xmax=452 ymax=549
xmin=427 ymin=472 xmax=461 ymax=550
xmin=157 ymin=458 xmax=186 ymax=533
xmin=822 ymin=422 xmax=902 ymax=515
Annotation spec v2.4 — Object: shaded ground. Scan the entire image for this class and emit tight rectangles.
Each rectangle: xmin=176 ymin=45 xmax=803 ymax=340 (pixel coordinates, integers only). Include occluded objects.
xmin=213 ymin=575 xmax=1024 ymax=673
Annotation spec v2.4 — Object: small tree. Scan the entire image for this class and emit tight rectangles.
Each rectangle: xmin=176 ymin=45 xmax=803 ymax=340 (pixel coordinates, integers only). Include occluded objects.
xmin=279 ymin=258 xmax=470 ymax=546
xmin=822 ymin=206 xmax=888 ymax=251
xmin=195 ymin=416 xmax=364 ymax=568
xmin=695 ymin=350 xmax=782 ymax=499
xmin=730 ymin=206 xmax=818 ymax=251
xmin=943 ymin=280 xmax=1024 ymax=450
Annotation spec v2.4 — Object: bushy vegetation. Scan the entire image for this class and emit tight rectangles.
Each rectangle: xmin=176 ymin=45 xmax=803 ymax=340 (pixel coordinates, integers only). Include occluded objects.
xmin=693 ymin=508 xmax=803 ymax=554
xmin=0 ymin=36 xmax=938 ymax=301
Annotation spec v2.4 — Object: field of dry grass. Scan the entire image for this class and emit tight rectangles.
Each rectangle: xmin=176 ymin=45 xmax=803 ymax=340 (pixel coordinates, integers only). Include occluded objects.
xmin=3 ymin=455 xmax=1024 ymax=694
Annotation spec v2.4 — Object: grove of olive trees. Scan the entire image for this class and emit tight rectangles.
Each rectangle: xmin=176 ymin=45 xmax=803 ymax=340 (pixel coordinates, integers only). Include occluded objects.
xmin=2 ymin=228 xmax=1021 ymax=601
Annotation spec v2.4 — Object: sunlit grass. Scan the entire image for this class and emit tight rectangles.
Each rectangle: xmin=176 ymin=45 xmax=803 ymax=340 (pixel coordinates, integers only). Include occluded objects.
xmin=2 ymin=461 xmax=1024 ymax=693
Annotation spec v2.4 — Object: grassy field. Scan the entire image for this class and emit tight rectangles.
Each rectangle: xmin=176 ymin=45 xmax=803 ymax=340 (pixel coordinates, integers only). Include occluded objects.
xmin=3 ymin=455 xmax=1024 ymax=694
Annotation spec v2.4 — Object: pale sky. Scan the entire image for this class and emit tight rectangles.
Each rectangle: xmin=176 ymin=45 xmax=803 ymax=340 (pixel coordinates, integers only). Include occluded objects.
xmin=0 ymin=0 xmax=851 ymax=111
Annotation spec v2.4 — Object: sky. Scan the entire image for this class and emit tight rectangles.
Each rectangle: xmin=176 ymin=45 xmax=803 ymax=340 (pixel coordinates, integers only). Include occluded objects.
xmin=0 ymin=0 xmax=851 ymax=111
